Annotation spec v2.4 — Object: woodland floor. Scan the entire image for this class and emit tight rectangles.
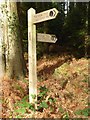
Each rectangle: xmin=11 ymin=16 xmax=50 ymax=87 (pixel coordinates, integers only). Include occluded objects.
xmin=1 ymin=53 xmax=89 ymax=119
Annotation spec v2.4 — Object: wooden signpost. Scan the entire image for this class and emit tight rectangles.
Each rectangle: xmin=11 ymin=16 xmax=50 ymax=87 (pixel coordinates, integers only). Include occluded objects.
xmin=37 ymin=33 xmax=57 ymax=43
xmin=33 ymin=8 xmax=59 ymax=24
xmin=28 ymin=8 xmax=58 ymax=104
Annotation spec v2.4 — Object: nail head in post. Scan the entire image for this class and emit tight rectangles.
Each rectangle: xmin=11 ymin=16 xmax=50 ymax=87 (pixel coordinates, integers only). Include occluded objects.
xmin=49 ymin=10 xmax=56 ymax=17
xmin=51 ymin=35 xmax=56 ymax=41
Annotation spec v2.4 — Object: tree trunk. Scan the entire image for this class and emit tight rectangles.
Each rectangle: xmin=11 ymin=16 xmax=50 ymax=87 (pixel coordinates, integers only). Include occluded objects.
xmin=0 ymin=2 xmax=6 ymax=79
xmin=0 ymin=1 xmax=26 ymax=79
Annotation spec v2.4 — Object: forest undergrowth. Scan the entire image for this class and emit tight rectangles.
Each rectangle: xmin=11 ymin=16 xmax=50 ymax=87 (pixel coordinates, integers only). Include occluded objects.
xmin=1 ymin=53 xmax=89 ymax=119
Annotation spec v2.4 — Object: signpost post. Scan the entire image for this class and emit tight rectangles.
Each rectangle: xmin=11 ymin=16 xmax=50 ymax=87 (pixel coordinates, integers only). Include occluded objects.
xmin=28 ymin=8 xmax=58 ymax=105
xmin=28 ymin=8 xmax=37 ymax=104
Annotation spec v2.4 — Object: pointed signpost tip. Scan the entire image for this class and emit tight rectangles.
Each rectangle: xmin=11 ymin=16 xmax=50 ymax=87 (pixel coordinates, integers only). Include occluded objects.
xmin=49 ymin=8 xmax=59 ymax=17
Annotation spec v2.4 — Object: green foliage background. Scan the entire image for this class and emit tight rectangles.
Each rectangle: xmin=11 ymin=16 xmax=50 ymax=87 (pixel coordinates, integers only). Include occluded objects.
xmin=18 ymin=2 xmax=89 ymax=58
